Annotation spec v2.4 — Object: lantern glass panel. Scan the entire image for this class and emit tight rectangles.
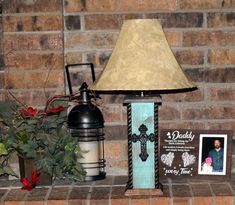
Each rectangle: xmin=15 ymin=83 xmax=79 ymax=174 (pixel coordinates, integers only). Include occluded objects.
xmin=79 ymin=141 xmax=100 ymax=176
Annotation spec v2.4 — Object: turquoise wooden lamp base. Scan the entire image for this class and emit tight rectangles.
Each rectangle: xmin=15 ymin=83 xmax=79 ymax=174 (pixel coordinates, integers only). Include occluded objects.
xmin=124 ymin=97 xmax=163 ymax=196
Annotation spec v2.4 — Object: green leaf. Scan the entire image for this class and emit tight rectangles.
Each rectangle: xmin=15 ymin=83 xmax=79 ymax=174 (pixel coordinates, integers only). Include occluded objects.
xmin=21 ymin=140 xmax=38 ymax=158
xmin=0 ymin=143 xmax=8 ymax=155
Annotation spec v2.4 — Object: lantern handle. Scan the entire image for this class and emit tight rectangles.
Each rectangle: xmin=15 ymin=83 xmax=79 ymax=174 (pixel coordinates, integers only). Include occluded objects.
xmin=65 ymin=63 xmax=96 ymax=95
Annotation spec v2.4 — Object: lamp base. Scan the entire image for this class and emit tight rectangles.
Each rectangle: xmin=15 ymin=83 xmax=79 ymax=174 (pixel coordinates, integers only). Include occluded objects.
xmin=125 ymin=188 xmax=163 ymax=196
xmin=125 ymin=182 xmax=163 ymax=196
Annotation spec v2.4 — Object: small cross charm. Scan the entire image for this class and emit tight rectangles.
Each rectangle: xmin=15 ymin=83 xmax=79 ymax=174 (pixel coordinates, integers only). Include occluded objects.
xmin=131 ymin=124 xmax=155 ymax=161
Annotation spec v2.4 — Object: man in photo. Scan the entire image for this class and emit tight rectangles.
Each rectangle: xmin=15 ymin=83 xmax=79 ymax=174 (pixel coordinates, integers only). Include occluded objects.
xmin=208 ymin=139 xmax=224 ymax=172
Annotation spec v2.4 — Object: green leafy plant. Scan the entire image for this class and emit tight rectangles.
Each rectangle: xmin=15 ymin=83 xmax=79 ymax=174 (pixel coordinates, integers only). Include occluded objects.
xmin=0 ymin=96 xmax=86 ymax=182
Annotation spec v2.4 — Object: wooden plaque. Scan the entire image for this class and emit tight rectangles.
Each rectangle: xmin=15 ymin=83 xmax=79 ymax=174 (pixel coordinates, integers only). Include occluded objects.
xmin=159 ymin=129 xmax=233 ymax=180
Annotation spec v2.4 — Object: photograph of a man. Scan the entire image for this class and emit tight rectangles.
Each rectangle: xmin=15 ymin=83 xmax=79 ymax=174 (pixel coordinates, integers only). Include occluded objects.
xmin=208 ymin=139 xmax=224 ymax=172
xmin=198 ymin=134 xmax=227 ymax=175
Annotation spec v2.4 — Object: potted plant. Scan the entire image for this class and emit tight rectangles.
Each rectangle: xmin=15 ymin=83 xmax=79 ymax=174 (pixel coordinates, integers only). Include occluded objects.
xmin=0 ymin=94 xmax=85 ymax=190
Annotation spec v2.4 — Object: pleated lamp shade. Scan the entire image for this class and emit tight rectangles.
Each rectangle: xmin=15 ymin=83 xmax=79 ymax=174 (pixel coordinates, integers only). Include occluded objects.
xmin=90 ymin=19 xmax=195 ymax=91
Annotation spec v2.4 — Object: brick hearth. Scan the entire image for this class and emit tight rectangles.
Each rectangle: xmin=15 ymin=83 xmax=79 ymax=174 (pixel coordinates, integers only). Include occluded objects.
xmin=0 ymin=176 xmax=235 ymax=205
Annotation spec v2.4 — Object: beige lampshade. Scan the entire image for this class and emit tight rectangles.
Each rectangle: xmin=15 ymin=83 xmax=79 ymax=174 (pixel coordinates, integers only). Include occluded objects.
xmin=90 ymin=19 xmax=195 ymax=91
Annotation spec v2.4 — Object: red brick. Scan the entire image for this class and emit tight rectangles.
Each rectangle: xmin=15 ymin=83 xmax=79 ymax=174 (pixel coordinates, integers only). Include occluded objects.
xmin=5 ymin=52 xmax=63 ymax=70
xmin=85 ymin=51 xmax=111 ymax=68
xmin=165 ymin=31 xmax=181 ymax=47
xmin=207 ymin=13 xmax=235 ymax=28
xmin=25 ymin=201 xmax=43 ymax=205
xmin=172 ymin=185 xmax=191 ymax=197
xmin=159 ymin=106 xmax=180 ymax=120
xmin=180 ymin=0 xmax=235 ymax=9
xmin=152 ymin=197 xmax=170 ymax=205
xmin=65 ymin=0 xmax=116 ymax=12
xmin=183 ymin=31 xmax=235 ymax=46
xmin=90 ymin=199 xmax=109 ymax=205
xmin=3 ymin=15 xmax=62 ymax=32
xmin=184 ymin=68 xmax=205 ymax=83
xmin=207 ymin=122 xmax=235 ymax=131
xmin=208 ymin=87 xmax=235 ymax=101
xmin=85 ymin=14 xmax=120 ymax=30
xmin=159 ymin=122 xmax=205 ymax=130
xmin=193 ymin=197 xmax=213 ymax=205
xmin=26 ymin=188 xmax=49 ymax=201
xmin=215 ymin=196 xmax=234 ymax=205
xmin=5 ymin=70 xmax=64 ymax=89
xmin=4 ymin=0 xmax=62 ymax=13
xmin=4 ymin=34 xmax=63 ymax=51
xmin=182 ymin=105 xmax=235 ymax=120
xmin=5 ymin=189 xmax=28 ymax=201
xmin=100 ymin=104 xmax=122 ymax=122
xmin=205 ymin=68 xmax=235 ymax=83
xmin=48 ymin=187 xmax=69 ymax=200
xmin=65 ymin=32 xmax=118 ymax=50
xmin=162 ymin=88 xmax=204 ymax=102
xmin=65 ymin=52 xmax=82 ymax=64
xmin=146 ymin=13 xmax=203 ymax=28
xmin=68 ymin=199 xmax=87 ymax=205
xmin=6 ymin=89 xmax=65 ymax=107
xmin=4 ymin=202 xmax=23 ymax=205
xmin=210 ymin=183 xmax=233 ymax=196
xmin=208 ymin=49 xmax=235 ymax=65
xmin=84 ymin=14 xmax=143 ymax=30
xmin=130 ymin=197 xmax=149 ymax=205
xmin=104 ymin=142 xmax=123 ymax=159
xmin=104 ymin=125 xmax=127 ymax=140
xmin=69 ymin=187 xmax=89 ymax=200
xmin=107 ymin=159 xmax=128 ymax=169
xmin=191 ymin=184 xmax=212 ymax=196
xmin=0 ymin=72 xmax=4 ymax=89
xmin=111 ymin=199 xmax=129 ymax=205
xmin=173 ymin=197 xmax=191 ymax=205
xmin=175 ymin=50 xmax=204 ymax=65
xmin=119 ymin=0 xmax=177 ymax=11
xmin=90 ymin=187 xmax=110 ymax=205
xmin=47 ymin=200 xmax=66 ymax=205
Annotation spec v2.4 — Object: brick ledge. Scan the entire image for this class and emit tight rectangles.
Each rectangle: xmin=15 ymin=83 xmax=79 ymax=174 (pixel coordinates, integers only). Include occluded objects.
xmin=0 ymin=176 xmax=235 ymax=205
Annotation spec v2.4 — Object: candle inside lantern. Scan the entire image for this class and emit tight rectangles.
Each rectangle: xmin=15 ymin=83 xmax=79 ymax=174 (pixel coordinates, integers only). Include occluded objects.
xmin=79 ymin=141 xmax=100 ymax=176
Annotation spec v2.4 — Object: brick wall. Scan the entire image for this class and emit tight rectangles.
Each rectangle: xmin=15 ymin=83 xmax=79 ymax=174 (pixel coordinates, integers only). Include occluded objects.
xmin=1 ymin=0 xmax=235 ymax=175
xmin=0 ymin=2 xmax=4 ymax=101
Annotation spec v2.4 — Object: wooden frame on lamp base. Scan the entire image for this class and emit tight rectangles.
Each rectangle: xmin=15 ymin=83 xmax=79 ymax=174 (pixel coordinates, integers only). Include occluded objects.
xmin=124 ymin=97 xmax=163 ymax=196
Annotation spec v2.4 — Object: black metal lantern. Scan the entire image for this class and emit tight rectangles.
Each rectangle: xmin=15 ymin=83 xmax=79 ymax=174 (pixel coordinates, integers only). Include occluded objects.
xmin=66 ymin=63 xmax=106 ymax=181
xmin=67 ymin=82 xmax=106 ymax=181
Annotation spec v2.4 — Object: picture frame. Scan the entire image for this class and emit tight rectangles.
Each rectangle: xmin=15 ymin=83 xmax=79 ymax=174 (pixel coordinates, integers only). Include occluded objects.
xmin=198 ymin=134 xmax=227 ymax=175
xmin=159 ymin=129 xmax=233 ymax=181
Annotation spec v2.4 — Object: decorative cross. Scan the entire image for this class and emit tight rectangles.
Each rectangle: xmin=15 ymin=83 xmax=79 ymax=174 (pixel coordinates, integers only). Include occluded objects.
xmin=131 ymin=124 xmax=155 ymax=161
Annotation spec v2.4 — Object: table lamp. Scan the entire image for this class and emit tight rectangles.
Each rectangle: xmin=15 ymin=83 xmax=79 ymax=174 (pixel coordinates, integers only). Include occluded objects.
xmin=90 ymin=19 xmax=196 ymax=195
